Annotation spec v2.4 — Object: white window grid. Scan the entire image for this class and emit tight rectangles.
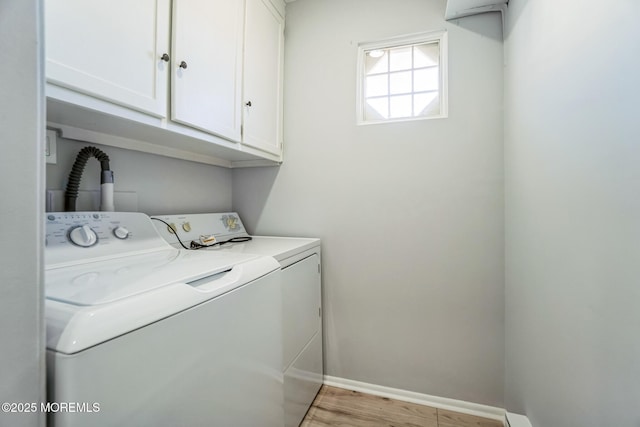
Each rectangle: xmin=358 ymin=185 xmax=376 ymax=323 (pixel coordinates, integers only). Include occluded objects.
xmin=357 ymin=30 xmax=448 ymax=125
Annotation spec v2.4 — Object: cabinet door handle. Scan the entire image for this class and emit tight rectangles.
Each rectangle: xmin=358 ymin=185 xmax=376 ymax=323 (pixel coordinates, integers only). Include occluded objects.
xmin=245 ymin=101 xmax=252 ymax=107
xmin=160 ymin=53 xmax=170 ymax=62
xmin=179 ymin=61 xmax=188 ymax=69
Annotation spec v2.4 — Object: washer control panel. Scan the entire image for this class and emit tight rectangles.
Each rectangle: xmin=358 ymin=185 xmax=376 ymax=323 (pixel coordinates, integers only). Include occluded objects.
xmin=46 ymin=212 xmax=171 ymax=267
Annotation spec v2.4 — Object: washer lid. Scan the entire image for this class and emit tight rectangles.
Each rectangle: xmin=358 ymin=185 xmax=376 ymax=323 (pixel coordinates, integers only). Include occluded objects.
xmin=45 ymin=248 xmax=260 ymax=306
xmin=46 ymin=254 xmax=281 ymax=354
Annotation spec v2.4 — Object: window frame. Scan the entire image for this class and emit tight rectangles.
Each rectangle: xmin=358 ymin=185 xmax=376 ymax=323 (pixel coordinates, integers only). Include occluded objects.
xmin=356 ymin=30 xmax=448 ymax=125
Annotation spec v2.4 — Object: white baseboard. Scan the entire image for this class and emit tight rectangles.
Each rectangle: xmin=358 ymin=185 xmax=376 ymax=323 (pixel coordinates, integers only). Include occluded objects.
xmin=506 ymin=412 xmax=532 ymax=427
xmin=323 ymin=375 xmax=506 ymax=424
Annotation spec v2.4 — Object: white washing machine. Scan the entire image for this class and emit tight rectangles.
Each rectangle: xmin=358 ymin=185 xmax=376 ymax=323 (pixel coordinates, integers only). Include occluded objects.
xmin=45 ymin=212 xmax=284 ymax=427
xmin=153 ymin=213 xmax=323 ymax=427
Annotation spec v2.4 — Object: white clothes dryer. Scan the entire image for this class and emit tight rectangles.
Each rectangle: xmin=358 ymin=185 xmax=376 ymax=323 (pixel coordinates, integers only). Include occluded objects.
xmin=153 ymin=212 xmax=323 ymax=427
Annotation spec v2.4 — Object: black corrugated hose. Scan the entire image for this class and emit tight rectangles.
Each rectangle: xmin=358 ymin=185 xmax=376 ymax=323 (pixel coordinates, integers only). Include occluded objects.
xmin=64 ymin=146 xmax=112 ymax=212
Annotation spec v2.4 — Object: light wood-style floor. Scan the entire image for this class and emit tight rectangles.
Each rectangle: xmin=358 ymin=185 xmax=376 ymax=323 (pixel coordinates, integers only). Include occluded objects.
xmin=301 ymin=386 xmax=503 ymax=427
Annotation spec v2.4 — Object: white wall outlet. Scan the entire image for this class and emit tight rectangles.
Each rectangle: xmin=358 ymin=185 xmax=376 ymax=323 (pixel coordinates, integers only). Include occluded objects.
xmin=46 ymin=130 xmax=57 ymax=164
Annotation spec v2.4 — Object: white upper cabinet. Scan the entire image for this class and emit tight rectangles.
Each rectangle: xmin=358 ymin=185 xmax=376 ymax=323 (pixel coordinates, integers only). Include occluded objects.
xmin=45 ymin=0 xmax=285 ymax=166
xmin=243 ymin=0 xmax=284 ymax=157
xmin=45 ymin=0 xmax=171 ymax=118
xmin=171 ymin=0 xmax=244 ymax=142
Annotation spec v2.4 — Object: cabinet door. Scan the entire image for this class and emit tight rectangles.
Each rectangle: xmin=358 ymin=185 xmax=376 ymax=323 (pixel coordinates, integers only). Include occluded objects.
xmin=45 ymin=0 xmax=170 ymax=117
xmin=243 ymin=0 xmax=284 ymax=156
xmin=171 ymin=0 xmax=244 ymax=142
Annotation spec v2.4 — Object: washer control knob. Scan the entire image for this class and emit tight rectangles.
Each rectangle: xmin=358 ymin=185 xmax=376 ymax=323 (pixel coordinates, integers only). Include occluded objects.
xmin=113 ymin=226 xmax=130 ymax=240
xmin=182 ymin=222 xmax=191 ymax=232
xmin=69 ymin=225 xmax=98 ymax=247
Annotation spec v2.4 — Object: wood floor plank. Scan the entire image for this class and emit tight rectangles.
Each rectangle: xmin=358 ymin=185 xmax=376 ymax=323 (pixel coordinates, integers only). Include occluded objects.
xmin=301 ymin=386 xmax=438 ymax=427
xmin=302 ymin=404 xmax=414 ymax=427
xmin=437 ymin=408 xmax=503 ymax=427
xmin=316 ymin=386 xmax=438 ymax=421
xmin=301 ymin=385 xmax=503 ymax=427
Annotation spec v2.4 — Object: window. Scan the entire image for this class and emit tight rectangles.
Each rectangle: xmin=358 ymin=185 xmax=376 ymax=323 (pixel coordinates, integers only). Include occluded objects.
xmin=357 ymin=31 xmax=448 ymax=124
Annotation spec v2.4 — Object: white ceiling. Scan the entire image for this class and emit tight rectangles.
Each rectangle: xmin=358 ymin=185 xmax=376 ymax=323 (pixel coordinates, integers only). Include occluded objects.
xmin=282 ymin=0 xmax=508 ymax=21
xmin=445 ymin=0 xmax=507 ymax=20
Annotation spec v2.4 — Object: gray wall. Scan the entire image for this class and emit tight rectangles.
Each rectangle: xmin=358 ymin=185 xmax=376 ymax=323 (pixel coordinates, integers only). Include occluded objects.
xmin=504 ymin=0 xmax=640 ymax=425
xmin=234 ymin=0 xmax=505 ymax=406
xmin=0 ymin=0 xmax=46 ymax=426
xmin=46 ymin=138 xmax=233 ymax=215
